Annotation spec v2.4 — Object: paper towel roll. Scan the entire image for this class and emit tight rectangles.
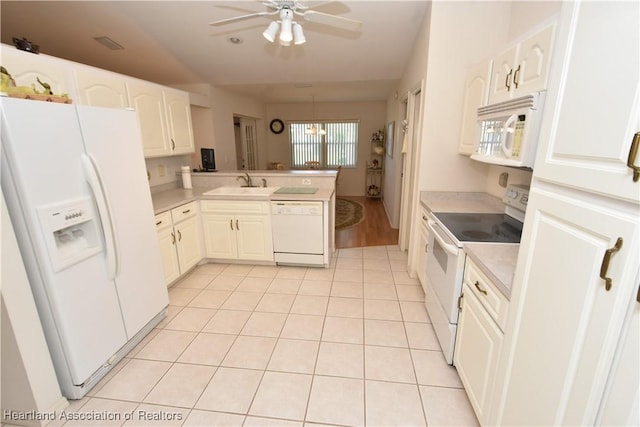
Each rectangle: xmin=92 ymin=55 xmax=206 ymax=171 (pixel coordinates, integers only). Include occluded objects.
xmin=181 ymin=166 xmax=192 ymax=189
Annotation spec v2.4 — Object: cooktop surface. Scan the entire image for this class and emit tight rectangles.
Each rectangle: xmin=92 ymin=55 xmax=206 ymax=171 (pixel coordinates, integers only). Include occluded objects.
xmin=434 ymin=212 xmax=523 ymax=244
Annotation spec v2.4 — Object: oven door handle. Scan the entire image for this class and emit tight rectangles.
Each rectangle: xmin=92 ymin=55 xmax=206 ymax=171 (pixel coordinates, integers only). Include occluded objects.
xmin=427 ymin=220 xmax=459 ymax=256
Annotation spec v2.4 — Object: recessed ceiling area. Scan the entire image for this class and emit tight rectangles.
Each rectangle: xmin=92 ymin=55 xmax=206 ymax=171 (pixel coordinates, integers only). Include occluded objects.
xmin=0 ymin=1 xmax=430 ymax=103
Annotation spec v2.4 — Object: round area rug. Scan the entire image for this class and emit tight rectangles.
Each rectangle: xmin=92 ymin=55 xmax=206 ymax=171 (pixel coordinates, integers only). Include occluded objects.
xmin=335 ymin=197 xmax=365 ymax=230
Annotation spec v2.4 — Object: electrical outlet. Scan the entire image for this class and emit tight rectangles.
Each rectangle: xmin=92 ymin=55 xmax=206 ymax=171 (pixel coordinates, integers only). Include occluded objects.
xmin=157 ymin=164 xmax=166 ymax=177
xmin=302 ymin=178 xmax=311 ymax=185
xmin=499 ymin=172 xmax=509 ymax=188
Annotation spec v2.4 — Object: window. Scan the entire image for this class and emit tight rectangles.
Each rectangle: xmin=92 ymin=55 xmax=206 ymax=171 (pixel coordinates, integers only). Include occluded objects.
xmin=289 ymin=121 xmax=358 ymax=168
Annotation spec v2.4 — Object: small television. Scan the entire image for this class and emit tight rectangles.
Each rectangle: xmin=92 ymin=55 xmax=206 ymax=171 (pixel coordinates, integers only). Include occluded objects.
xmin=201 ymin=148 xmax=216 ymax=171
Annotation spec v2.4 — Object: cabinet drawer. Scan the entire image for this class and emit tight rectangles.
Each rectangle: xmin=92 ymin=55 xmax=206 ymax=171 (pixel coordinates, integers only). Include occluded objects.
xmin=201 ymin=200 xmax=269 ymax=214
xmin=171 ymin=201 xmax=197 ymax=222
xmin=154 ymin=211 xmax=172 ymax=231
xmin=464 ymin=258 xmax=509 ymax=331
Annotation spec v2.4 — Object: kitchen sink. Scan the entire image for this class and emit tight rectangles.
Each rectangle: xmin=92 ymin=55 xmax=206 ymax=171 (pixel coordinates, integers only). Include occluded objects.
xmin=202 ymin=186 xmax=279 ymax=198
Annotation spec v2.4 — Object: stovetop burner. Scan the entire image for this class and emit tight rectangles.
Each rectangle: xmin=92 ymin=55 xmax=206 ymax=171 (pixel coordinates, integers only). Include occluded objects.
xmin=433 ymin=212 xmax=523 ymax=244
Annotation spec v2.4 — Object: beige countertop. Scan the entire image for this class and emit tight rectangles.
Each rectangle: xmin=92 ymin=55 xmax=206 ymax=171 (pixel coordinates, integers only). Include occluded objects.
xmin=463 ymin=242 xmax=519 ymax=300
xmin=151 ymin=186 xmax=334 ymax=214
xmin=420 ymin=191 xmax=504 ymax=213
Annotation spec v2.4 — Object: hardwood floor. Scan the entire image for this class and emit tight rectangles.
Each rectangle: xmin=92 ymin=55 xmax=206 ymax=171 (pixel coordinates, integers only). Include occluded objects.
xmin=335 ymin=196 xmax=399 ymax=249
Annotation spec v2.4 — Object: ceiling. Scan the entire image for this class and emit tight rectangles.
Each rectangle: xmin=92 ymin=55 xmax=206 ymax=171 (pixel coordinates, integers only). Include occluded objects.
xmin=0 ymin=1 xmax=430 ymax=103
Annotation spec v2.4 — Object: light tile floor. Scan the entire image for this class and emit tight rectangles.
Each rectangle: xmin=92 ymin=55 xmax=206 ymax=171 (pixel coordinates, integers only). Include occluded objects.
xmin=49 ymin=246 xmax=480 ymax=426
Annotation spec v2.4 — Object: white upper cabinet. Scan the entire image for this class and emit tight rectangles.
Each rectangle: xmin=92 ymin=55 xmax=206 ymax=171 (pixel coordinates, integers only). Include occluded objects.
xmin=533 ymin=2 xmax=640 ymax=203
xmin=458 ymin=60 xmax=492 ymax=155
xmin=127 ymin=81 xmax=195 ymax=158
xmin=488 ymin=24 xmax=555 ymax=104
xmin=74 ymin=67 xmax=129 ymax=109
xmin=163 ymin=89 xmax=195 ymax=156
xmin=1 ymin=45 xmax=74 ymax=97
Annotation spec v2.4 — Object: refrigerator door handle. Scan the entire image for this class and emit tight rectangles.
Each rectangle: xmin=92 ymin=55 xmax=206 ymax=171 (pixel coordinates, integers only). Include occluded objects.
xmin=81 ymin=154 xmax=119 ymax=280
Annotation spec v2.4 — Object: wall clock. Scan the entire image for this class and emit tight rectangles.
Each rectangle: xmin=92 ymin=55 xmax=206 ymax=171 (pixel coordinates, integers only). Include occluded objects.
xmin=270 ymin=118 xmax=284 ymax=134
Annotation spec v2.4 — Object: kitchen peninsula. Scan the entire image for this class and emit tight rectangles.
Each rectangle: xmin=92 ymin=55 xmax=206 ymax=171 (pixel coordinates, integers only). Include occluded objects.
xmin=149 ymin=169 xmax=338 ymax=285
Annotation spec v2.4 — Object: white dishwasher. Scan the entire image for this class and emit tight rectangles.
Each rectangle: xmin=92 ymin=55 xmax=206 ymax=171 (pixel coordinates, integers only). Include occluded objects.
xmin=271 ymin=201 xmax=324 ymax=266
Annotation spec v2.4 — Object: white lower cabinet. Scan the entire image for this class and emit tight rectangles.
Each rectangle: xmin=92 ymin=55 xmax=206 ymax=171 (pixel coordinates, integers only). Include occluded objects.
xmin=154 ymin=201 xmax=202 ymax=286
xmin=454 ymin=257 xmax=509 ymax=425
xmin=201 ymin=200 xmax=273 ymax=262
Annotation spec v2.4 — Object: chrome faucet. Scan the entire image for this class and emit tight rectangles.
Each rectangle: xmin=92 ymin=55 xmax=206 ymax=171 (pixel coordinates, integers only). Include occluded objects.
xmin=236 ymin=172 xmax=253 ymax=187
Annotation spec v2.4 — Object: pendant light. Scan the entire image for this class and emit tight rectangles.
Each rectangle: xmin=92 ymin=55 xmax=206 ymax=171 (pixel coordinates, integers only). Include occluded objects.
xmin=305 ymin=95 xmax=326 ymax=135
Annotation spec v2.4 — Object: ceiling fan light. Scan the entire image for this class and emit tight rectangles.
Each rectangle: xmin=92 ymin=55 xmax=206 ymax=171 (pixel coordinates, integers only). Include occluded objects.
xmin=263 ymin=21 xmax=279 ymax=42
xmin=293 ymin=23 xmax=306 ymax=45
xmin=279 ymin=19 xmax=293 ymax=43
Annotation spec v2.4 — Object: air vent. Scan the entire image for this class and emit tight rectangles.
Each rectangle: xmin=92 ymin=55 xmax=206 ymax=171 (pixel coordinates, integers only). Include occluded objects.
xmin=93 ymin=36 xmax=124 ymax=50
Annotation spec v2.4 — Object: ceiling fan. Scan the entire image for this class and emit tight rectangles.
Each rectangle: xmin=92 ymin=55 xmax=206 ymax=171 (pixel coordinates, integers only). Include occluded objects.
xmin=209 ymin=1 xmax=363 ymax=46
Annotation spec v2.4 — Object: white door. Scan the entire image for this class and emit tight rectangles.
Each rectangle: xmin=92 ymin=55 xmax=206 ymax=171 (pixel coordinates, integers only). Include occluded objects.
xmin=459 ymin=60 xmax=492 ymax=155
xmin=534 ymin=1 xmax=640 ymax=203
xmin=236 ymin=215 xmax=273 ymax=261
xmin=488 ymin=46 xmax=517 ymax=104
xmin=175 ymin=215 xmax=202 ymax=272
xmin=202 ymin=214 xmax=237 ymax=259
xmin=127 ymin=81 xmax=170 ymax=158
xmin=74 ymin=68 xmax=129 ymax=108
xmin=497 ymin=186 xmax=639 ymax=426
xmin=515 ymin=24 xmax=555 ymax=96
xmin=239 ymin=117 xmax=258 ymax=170
xmin=77 ymin=106 xmax=169 ymax=338
xmin=164 ymin=89 xmax=195 ymax=155
xmin=157 ymin=225 xmax=180 ymax=285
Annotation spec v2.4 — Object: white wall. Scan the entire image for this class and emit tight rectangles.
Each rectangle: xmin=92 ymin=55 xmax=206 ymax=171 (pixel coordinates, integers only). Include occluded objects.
xmin=265 ymin=101 xmax=386 ymax=197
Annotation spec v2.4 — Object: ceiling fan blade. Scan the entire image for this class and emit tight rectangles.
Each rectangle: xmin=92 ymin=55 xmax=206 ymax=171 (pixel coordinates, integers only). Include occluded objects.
xmin=301 ymin=10 xmax=362 ymax=31
xmin=209 ymin=11 xmax=272 ymax=26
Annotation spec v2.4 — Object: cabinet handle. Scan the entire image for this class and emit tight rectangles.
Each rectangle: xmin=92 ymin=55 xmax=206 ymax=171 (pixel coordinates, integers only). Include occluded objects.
xmin=600 ymin=237 xmax=623 ymax=291
xmin=626 ymin=132 xmax=640 ymax=182
xmin=177 ymin=230 xmax=182 ymax=241
xmin=513 ymin=65 xmax=521 ymax=88
xmin=636 ymin=284 xmax=640 ymax=303
xmin=171 ymin=138 xmax=176 ymax=150
xmin=171 ymin=232 xmax=175 ymax=245
xmin=236 ymin=219 xmax=239 ymax=230
xmin=230 ymin=219 xmax=233 ymax=230
xmin=155 ymin=220 xmax=162 ymax=226
xmin=424 ymin=243 xmax=428 ymax=253
xmin=458 ymin=293 xmax=464 ymax=310
xmin=182 ymin=209 xmax=191 ymax=214
xmin=505 ymin=69 xmax=513 ymax=91
xmin=474 ymin=281 xmax=488 ymax=295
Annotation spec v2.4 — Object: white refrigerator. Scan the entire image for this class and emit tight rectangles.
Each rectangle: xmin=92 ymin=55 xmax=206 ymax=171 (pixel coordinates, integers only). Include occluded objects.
xmin=1 ymin=97 xmax=169 ymax=399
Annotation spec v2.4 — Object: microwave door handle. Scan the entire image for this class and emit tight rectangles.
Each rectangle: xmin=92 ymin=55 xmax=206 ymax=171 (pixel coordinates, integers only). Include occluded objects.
xmin=501 ymin=114 xmax=518 ymax=157
xmin=427 ymin=220 xmax=459 ymax=256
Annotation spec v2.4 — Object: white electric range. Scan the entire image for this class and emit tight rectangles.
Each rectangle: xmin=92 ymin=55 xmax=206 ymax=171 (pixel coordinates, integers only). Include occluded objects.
xmin=422 ymin=184 xmax=529 ymax=364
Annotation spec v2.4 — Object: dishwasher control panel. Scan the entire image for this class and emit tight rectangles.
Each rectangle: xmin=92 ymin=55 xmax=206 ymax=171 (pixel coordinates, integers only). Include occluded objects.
xmin=271 ymin=201 xmax=322 ymax=216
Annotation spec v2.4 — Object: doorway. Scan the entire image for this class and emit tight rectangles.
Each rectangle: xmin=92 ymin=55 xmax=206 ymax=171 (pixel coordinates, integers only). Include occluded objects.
xmin=398 ymin=83 xmax=424 ymax=252
xmin=234 ymin=116 xmax=258 ymax=170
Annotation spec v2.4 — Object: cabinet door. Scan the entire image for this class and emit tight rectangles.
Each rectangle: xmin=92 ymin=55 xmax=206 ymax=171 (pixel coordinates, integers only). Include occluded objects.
xmin=514 ymin=25 xmax=554 ymax=96
xmin=1 ymin=46 xmax=73 ymax=97
xmin=157 ymin=226 xmax=180 ymax=286
xmin=235 ymin=215 xmax=273 ymax=261
xmin=74 ymin=68 xmax=129 ymax=108
xmin=459 ymin=61 xmax=492 ymax=155
xmin=497 ymin=187 xmax=640 ymax=426
xmin=127 ymin=81 xmax=170 ymax=158
xmin=454 ymin=287 xmax=503 ymax=425
xmin=175 ymin=216 xmax=202 ymax=272
xmin=202 ymin=214 xmax=237 ymax=259
xmin=164 ymin=90 xmax=195 ymax=155
xmin=488 ymin=46 xmax=517 ymax=104
xmin=534 ymin=1 xmax=640 ymax=203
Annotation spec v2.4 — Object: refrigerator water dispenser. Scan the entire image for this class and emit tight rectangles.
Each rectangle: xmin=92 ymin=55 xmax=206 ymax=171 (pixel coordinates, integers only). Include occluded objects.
xmin=38 ymin=197 xmax=101 ymax=272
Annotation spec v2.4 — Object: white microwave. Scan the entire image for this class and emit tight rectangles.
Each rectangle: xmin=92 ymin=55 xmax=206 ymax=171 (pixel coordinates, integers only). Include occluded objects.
xmin=471 ymin=91 xmax=546 ymax=169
